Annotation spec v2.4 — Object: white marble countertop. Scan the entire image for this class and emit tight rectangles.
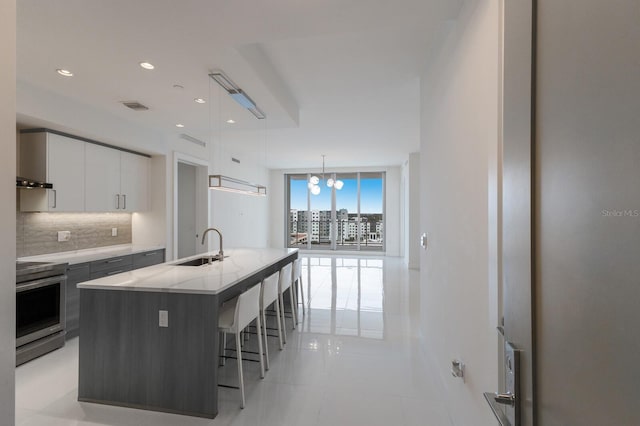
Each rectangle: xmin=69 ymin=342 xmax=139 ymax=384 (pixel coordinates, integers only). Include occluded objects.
xmin=17 ymin=244 xmax=166 ymax=265
xmin=77 ymin=248 xmax=298 ymax=295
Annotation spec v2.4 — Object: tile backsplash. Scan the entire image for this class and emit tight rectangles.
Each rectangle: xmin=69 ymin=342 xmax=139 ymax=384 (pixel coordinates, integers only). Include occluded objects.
xmin=16 ymin=212 xmax=132 ymax=257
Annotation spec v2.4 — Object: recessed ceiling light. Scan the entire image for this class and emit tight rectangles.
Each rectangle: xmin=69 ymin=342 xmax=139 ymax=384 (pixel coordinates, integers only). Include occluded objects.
xmin=226 ymin=119 xmax=236 ymax=124
xmin=139 ymin=62 xmax=155 ymax=70
xmin=194 ymin=98 xmax=206 ymax=104
xmin=56 ymin=69 xmax=73 ymax=77
xmin=175 ymin=123 xmax=185 ymax=128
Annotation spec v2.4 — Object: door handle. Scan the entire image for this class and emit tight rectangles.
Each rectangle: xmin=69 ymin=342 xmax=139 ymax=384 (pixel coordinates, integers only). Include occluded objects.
xmin=122 ymin=194 xmax=126 ymax=210
xmin=494 ymin=392 xmax=516 ymax=406
xmin=51 ymin=189 xmax=57 ymax=209
xmin=116 ymin=194 xmax=120 ymax=209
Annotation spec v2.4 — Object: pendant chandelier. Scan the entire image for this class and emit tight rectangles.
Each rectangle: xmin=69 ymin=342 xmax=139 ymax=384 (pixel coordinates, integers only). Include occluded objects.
xmin=308 ymin=155 xmax=343 ymax=195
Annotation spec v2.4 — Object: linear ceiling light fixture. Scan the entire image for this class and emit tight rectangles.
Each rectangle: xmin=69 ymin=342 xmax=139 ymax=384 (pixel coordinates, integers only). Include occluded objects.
xmin=209 ymin=175 xmax=267 ymax=196
xmin=209 ymin=70 xmax=266 ymax=120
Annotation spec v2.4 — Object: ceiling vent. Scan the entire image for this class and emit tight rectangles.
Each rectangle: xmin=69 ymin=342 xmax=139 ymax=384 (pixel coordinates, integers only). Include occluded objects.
xmin=121 ymin=101 xmax=149 ymax=111
xmin=179 ymin=133 xmax=206 ymax=147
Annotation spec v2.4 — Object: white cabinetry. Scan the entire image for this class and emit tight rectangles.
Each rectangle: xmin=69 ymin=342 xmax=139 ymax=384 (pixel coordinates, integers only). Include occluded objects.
xmin=85 ymin=144 xmax=148 ymax=212
xmin=120 ymin=152 xmax=149 ymax=212
xmin=20 ymin=132 xmax=85 ymax=212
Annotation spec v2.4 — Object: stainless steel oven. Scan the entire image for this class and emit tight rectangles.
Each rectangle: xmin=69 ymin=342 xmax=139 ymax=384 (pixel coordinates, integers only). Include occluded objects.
xmin=16 ymin=261 xmax=67 ymax=366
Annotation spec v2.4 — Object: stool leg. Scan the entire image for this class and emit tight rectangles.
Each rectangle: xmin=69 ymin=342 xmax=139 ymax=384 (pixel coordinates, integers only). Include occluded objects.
xmin=219 ymin=332 xmax=226 ymax=366
xmin=275 ymin=298 xmax=284 ymax=350
xmin=256 ymin=313 xmax=265 ymax=379
xmin=262 ymin=309 xmax=270 ymax=369
xmin=299 ymin=275 xmax=306 ymax=316
xmin=279 ymin=291 xmax=287 ymax=344
xmin=236 ymin=332 xmax=245 ymax=409
xmin=289 ymin=287 xmax=297 ymax=330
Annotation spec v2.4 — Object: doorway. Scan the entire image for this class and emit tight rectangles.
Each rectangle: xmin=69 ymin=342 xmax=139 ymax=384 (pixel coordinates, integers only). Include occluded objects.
xmin=173 ymin=153 xmax=209 ymax=260
xmin=177 ymin=162 xmax=197 ymax=258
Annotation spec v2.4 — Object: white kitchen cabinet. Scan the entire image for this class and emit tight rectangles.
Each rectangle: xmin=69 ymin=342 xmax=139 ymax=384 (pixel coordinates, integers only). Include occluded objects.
xmin=120 ymin=151 xmax=149 ymax=212
xmin=85 ymin=144 xmax=149 ymax=212
xmin=20 ymin=132 xmax=85 ymax=212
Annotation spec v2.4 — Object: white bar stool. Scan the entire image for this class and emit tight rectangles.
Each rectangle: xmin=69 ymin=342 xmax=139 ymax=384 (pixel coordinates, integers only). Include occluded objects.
xmin=292 ymin=258 xmax=305 ymax=322
xmin=218 ymin=283 xmax=265 ymax=408
xmin=278 ymin=262 xmax=296 ymax=344
xmin=260 ymin=270 xmax=283 ymax=370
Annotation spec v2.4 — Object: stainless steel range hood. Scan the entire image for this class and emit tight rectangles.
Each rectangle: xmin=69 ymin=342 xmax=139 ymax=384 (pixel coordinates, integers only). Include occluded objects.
xmin=16 ymin=177 xmax=53 ymax=189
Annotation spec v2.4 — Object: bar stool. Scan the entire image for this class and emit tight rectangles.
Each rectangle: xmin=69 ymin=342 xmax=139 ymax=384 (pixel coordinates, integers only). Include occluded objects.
xmin=260 ymin=271 xmax=283 ymax=370
xmin=292 ymin=258 xmax=305 ymax=322
xmin=218 ymin=283 xmax=265 ymax=408
xmin=278 ymin=262 xmax=296 ymax=343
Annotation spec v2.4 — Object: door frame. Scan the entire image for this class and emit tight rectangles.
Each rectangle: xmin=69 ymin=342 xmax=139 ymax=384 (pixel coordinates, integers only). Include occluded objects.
xmin=172 ymin=152 xmax=210 ymax=260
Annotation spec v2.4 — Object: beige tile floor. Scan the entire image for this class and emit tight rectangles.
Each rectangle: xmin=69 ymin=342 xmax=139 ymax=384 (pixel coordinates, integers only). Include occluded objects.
xmin=15 ymin=255 xmax=452 ymax=426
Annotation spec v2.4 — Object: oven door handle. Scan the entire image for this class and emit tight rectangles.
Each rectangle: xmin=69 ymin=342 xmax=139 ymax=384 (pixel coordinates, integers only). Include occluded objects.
xmin=16 ymin=274 xmax=67 ymax=292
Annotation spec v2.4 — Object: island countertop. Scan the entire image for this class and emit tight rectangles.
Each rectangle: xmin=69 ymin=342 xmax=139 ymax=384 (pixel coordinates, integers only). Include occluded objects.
xmin=77 ymin=247 xmax=298 ymax=295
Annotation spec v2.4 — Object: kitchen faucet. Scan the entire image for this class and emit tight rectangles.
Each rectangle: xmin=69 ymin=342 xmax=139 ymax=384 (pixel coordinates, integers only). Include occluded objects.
xmin=201 ymin=228 xmax=224 ymax=264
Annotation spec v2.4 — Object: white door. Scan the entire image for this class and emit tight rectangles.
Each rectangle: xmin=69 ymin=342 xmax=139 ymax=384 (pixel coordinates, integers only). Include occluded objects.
xmin=85 ymin=144 xmax=121 ymax=212
xmin=47 ymin=133 xmax=85 ymax=212
xmin=177 ymin=162 xmax=197 ymax=258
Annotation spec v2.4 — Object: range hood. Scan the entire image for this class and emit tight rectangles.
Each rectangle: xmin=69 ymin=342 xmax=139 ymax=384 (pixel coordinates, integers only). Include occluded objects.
xmin=16 ymin=177 xmax=53 ymax=189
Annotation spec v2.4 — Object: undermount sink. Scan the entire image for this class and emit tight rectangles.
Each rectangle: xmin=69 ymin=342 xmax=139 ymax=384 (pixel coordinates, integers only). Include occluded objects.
xmin=175 ymin=256 xmax=226 ymax=266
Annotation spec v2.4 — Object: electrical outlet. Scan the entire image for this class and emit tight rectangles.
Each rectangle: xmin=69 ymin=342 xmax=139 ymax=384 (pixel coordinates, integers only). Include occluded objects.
xmin=159 ymin=310 xmax=168 ymax=327
xmin=111 ymin=227 xmax=118 ymax=237
xmin=57 ymin=231 xmax=71 ymax=242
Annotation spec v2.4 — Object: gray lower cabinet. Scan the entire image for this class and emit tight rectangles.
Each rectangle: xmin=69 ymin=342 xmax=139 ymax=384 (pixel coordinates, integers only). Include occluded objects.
xmin=65 ymin=249 xmax=165 ymax=340
xmin=133 ymin=249 xmax=165 ymax=269
xmin=90 ymin=255 xmax=133 ymax=275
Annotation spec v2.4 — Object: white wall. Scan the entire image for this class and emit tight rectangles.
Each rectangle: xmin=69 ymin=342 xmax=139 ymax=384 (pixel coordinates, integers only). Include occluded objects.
xmin=209 ymin=146 xmax=270 ymax=250
xmin=419 ymin=1 xmax=499 ymax=425
xmin=132 ymin=155 xmax=168 ymax=251
xmin=0 ymin=0 xmax=16 ymax=423
xmin=269 ymin=166 xmax=402 ymax=256
xmin=406 ymin=153 xmax=420 ymax=269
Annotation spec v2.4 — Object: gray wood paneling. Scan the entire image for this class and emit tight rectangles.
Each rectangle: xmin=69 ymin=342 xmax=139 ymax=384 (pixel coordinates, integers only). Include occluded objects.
xmin=65 ymin=262 xmax=90 ymax=339
xmin=78 ymin=289 xmax=219 ymax=418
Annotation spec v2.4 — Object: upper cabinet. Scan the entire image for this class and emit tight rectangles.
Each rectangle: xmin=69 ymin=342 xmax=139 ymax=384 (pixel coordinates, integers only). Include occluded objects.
xmin=120 ymin=151 xmax=149 ymax=212
xmin=85 ymin=145 xmax=149 ymax=212
xmin=20 ymin=130 xmax=149 ymax=213
xmin=20 ymin=132 xmax=85 ymax=212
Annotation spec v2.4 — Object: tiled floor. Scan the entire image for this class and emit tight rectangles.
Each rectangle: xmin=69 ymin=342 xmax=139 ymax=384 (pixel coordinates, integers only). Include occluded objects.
xmin=15 ymin=255 xmax=452 ymax=426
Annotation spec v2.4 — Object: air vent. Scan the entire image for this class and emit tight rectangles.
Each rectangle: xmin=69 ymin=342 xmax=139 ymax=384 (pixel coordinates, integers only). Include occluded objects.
xmin=232 ymin=157 xmax=240 ymax=164
xmin=179 ymin=134 xmax=206 ymax=147
xmin=121 ymin=101 xmax=149 ymax=111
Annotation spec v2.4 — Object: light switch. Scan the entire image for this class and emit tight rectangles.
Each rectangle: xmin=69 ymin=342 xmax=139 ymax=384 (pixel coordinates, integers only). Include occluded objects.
xmin=57 ymin=231 xmax=71 ymax=242
xmin=159 ymin=310 xmax=169 ymax=327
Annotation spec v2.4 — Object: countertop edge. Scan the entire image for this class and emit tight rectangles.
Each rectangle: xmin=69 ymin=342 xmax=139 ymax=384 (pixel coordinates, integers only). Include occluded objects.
xmin=17 ymin=244 xmax=166 ymax=265
xmin=77 ymin=248 xmax=298 ymax=295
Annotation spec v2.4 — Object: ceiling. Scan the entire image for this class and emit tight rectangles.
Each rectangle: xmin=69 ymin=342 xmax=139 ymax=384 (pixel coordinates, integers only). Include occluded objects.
xmin=16 ymin=0 xmax=462 ymax=169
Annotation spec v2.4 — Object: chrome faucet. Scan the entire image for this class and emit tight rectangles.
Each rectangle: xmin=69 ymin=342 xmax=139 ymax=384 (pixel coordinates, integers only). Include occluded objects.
xmin=201 ymin=228 xmax=224 ymax=263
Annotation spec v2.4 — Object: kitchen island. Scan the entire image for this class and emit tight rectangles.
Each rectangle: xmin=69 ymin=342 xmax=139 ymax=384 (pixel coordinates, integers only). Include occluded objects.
xmin=77 ymin=247 xmax=298 ymax=419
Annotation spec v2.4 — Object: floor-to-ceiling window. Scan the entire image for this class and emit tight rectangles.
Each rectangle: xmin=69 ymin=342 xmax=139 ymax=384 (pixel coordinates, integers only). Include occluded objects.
xmin=286 ymin=172 xmax=385 ymax=251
